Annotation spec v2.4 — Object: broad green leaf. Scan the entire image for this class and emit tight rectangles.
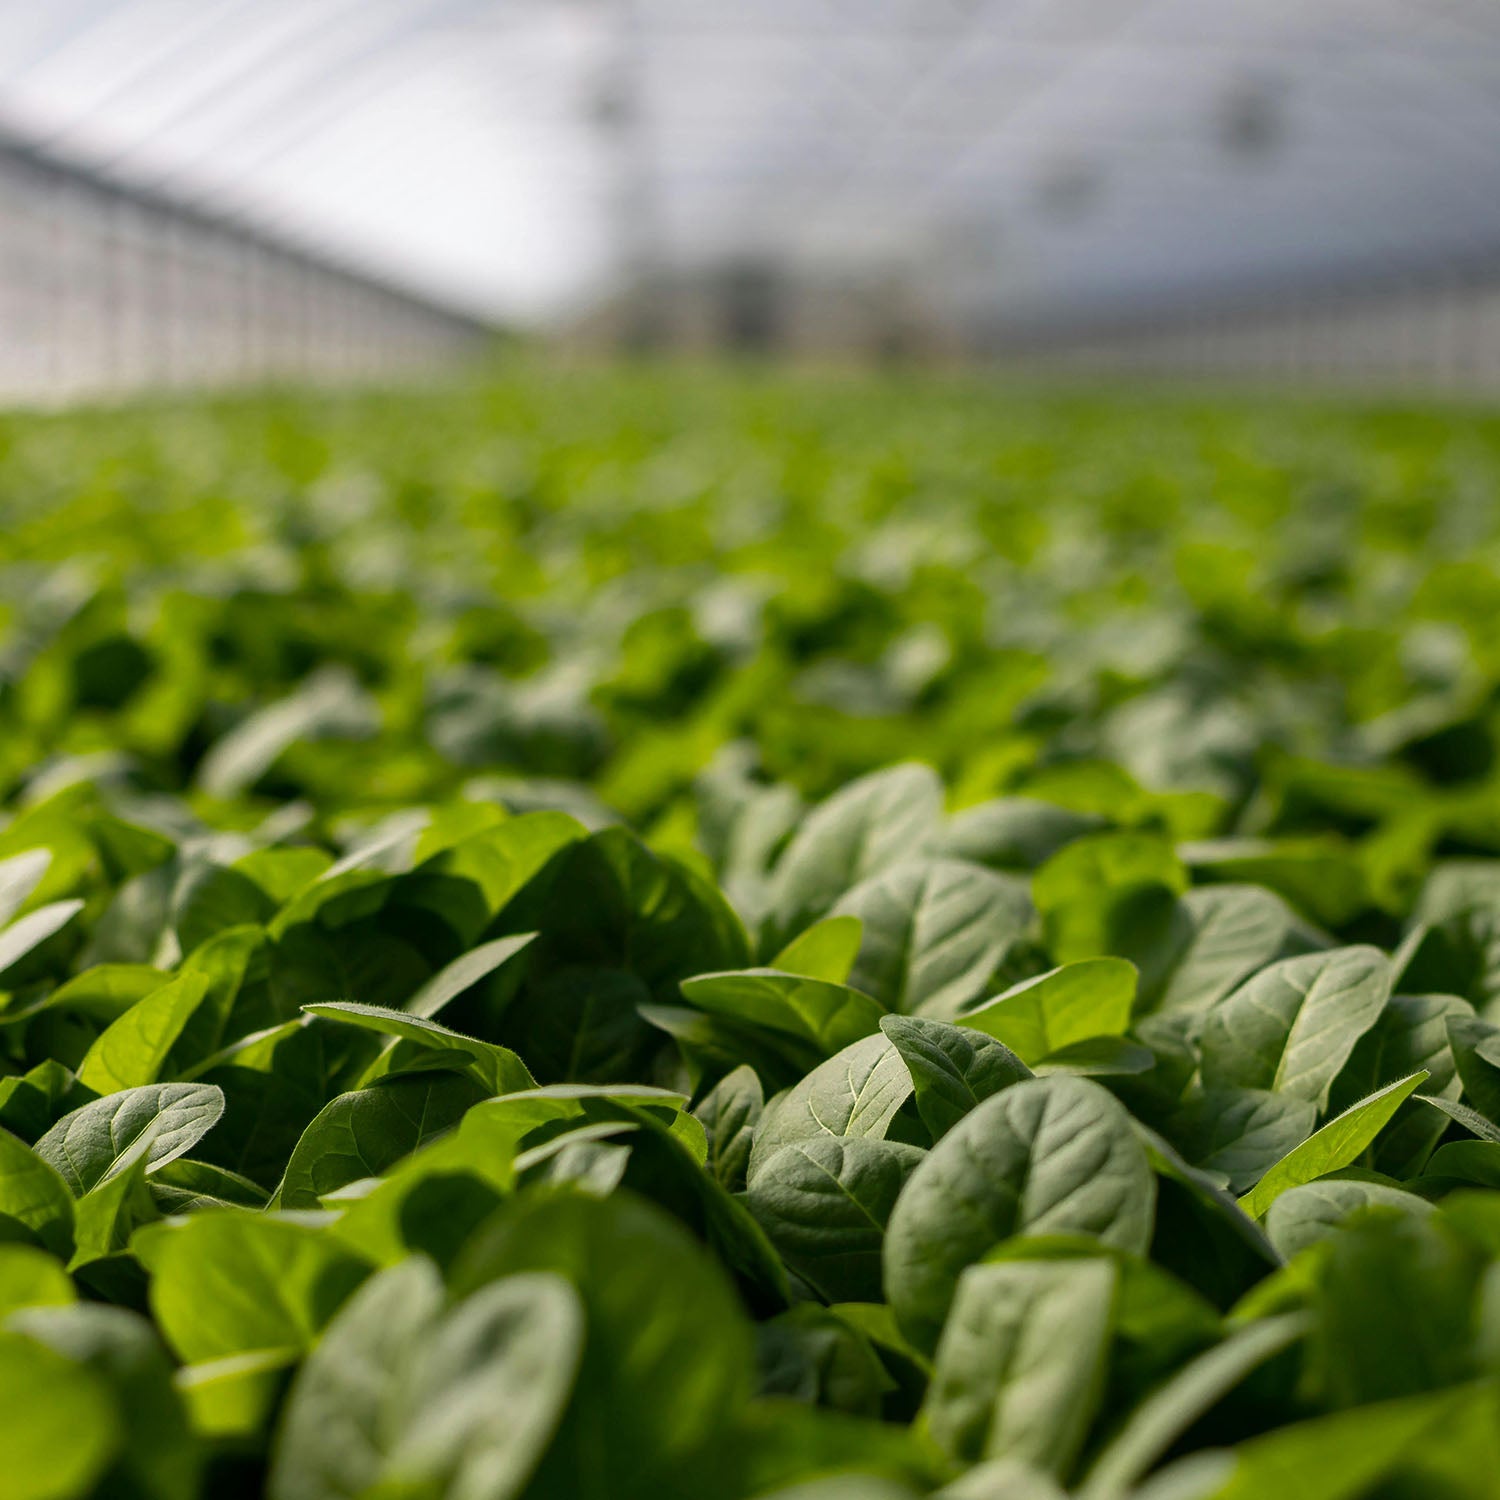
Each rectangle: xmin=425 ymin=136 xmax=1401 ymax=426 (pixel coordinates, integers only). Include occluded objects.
xmin=1031 ymin=832 xmax=1186 ymax=978
xmin=271 ymin=1258 xmax=583 ymax=1500
xmin=0 ymin=848 xmax=50 ymax=928
xmin=1199 ymin=947 xmax=1392 ymax=1108
xmin=1446 ymin=1012 xmax=1500 ymax=1120
xmin=771 ymin=915 xmax=864 ymax=983
xmin=764 ymin=764 xmax=944 ymax=953
xmin=269 ymin=1256 xmax=446 ymax=1500
xmin=525 ymin=827 xmax=752 ymax=1002
xmin=134 ymin=1209 xmax=370 ymax=1362
xmin=9 ymin=1301 xmax=200 ymax=1500
xmin=1150 ymin=884 xmax=1327 ymax=1015
xmin=0 ymin=1327 xmax=120 ymax=1500
xmin=68 ymin=1152 xmax=155 ymax=1270
xmin=879 ymin=1013 xmax=1032 ymax=1139
xmin=0 ymin=963 xmax=166 ymax=1029
xmin=1237 ymin=1071 xmax=1428 ymax=1219
xmin=1416 ymin=1093 xmax=1500 ymax=1142
xmin=451 ymin=1190 xmax=754 ymax=1500
xmin=197 ymin=668 xmax=374 ymax=799
xmin=1079 ymin=1314 xmax=1307 ymax=1498
xmin=1169 ymin=1089 xmax=1318 ymax=1195
xmin=938 ymin=798 xmax=1104 ymax=872
xmin=922 ymin=1258 xmax=1115 ymax=1476
xmin=0 ymin=1128 xmax=74 ymax=1254
xmin=681 ymin=969 xmax=887 ymax=1063
xmin=0 ymin=899 xmax=83 ymax=979
xmin=748 ymin=1033 xmax=915 ymax=1182
xmin=279 ymin=1072 xmax=491 ymax=1209
xmin=0 ymin=1244 xmax=74 ymax=1316
xmin=695 ymin=1063 xmax=763 ymax=1191
xmin=884 ymin=1076 xmax=1155 ymax=1352
xmin=831 ymin=857 xmax=1033 ymax=1019
xmin=1197 ymin=1382 xmax=1500 ymax=1500
xmin=177 ymin=1348 xmax=300 ymax=1441
xmin=961 ymin=959 xmax=1136 ymax=1066
xmin=1327 ymin=992 xmax=1470 ymax=1178
xmin=749 ymin=1137 xmax=925 ymax=1303
xmin=381 ymin=1273 xmax=584 ymax=1500
xmin=75 ymin=972 xmax=211 ymax=1094
xmin=502 ymin=965 xmax=656 ymax=1084
xmin=33 ymin=1082 xmax=225 ymax=1195
xmin=170 ymin=861 xmax=276 ymax=956
xmin=303 ymin=1000 xmax=534 ymax=1094
xmin=1264 ymin=1179 xmax=1434 ymax=1260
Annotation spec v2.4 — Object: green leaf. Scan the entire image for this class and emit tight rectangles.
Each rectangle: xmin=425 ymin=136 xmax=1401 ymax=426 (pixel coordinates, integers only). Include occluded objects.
xmin=938 ymin=797 xmax=1104 ymax=872
xmin=0 ymin=1244 xmax=74 ymax=1316
xmin=75 ymin=972 xmax=211 ymax=1094
xmin=9 ymin=1302 xmax=201 ymax=1500
xmin=170 ymin=861 xmax=276 ymax=956
xmin=1237 ymin=1071 xmax=1429 ymax=1220
xmin=1446 ymin=1012 xmax=1500 ymax=1120
xmin=452 ymin=1190 xmax=754 ymax=1500
xmin=1200 ymin=947 xmax=1393 ymax=1108
xmin=831 ymin=857 xmax=1033 ymax=1019
xmin=1169 ymin=1089 xmax=1319 ymax=1195
xmin=1195 ymin=1383 xmax=1500 ymax=1500
xmin=33 ymin=1082 xmax=225 ymax=1195
xmin=748 ymin=1033 xmax=915 ymax=1182
xmin=879 ymin=1013 xmax=1032 ymax=1139
xmin=961 ymin=959 xmax=1136 ymax=1066
xmin=401 ymin=932 xmax=537 ymax=1019
xmin=1150 ymin=884 xmax=1326 ymax=1015
xmin=695 ymin=1063 xmax=763 ymax=1191
xmin=681 ymin=969 xmax=887 ymax=1063
xmin=884 ymin=1076 xmax=1155 ymax=1352
xmin=380 ymin=1273 xmax=584 ymax=1500
xmin=0 ymin=1128 xmax=74 ymax=1255
xmin=278 ymin=1072 xmax=491 ymax=1209
xmin=1264 ymin=1179 xmax=1434 ymax=1260
xmin=304 ymin=1000 xmax=534 ymax=1094
xmin=270 ymin=1257 xmax=583 ymax=1500
xmin=771 ymin=915 xmax=864 ymax=983
xmin=922 ymin=1258 xmax=1115 ymax=1476
xmin=764 ymin=764 xmax=944 ymax=953
xmin=1416 ymin=1092 xmax=1500 ymax=1142
xmin=0 ymin=1327 xmax=121 ymax=1500
xmin=269 ymin=1256 xmax=446 ymax=1500
xmin=1079 ymin=1314 xmax=1307 ymax=1498
xmin=527 ymin=827 xmax=752 ymax=1002
xmin=0 ymin=848 xmax=51 ymax=928
xmin=0 ymin=899 xmax=83 ymax=980
xmin=134 ymin=1209 xmax=370 ymax=1362
xmin=749 ymin=1137 xmax=925 ymax=1303
xmin=0 ymin=963 xmax=167 ymax=1029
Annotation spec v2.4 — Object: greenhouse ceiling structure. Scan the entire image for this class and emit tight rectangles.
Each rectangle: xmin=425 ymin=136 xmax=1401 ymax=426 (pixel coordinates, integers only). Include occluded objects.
xmin=1 ymin=0 xmax=1497 ymax=332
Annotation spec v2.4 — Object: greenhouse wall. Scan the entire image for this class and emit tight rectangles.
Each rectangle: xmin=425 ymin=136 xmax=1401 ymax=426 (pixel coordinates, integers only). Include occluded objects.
xmin=0 ymin=133 xmax=492 ymax=402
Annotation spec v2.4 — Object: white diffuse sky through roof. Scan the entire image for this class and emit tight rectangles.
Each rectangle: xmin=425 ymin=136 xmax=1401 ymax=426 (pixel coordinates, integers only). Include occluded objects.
xmin=1 ymin=0 xmax=1499 ymax=327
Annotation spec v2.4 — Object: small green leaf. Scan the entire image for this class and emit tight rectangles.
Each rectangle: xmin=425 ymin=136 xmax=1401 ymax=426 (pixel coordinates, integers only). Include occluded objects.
xmin=1237 ymin=1071 xmax=1428 ymax=1220
xmin=76 ymin=972 xmax=211 ymax=1094
xmin=923 ymin=1259 xmax=1116 ymax=1476
xmin=961 ymin=959 xmax=1136 ymax=1065
xmin=879 ymin=1013 xmax=1031 ymax=1139
xmin=771 ymin=916 xmax=864 ymax=983
xmin=681 ymin=968 xmax=887 ymax=1062
xmin=34 ymin=1083 xmax=225 ymax=1195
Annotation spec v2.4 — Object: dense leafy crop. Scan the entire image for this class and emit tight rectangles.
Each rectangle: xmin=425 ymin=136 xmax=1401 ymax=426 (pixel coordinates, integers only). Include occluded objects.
xmin=4 ymin=370 xmax=1500 ymax=1497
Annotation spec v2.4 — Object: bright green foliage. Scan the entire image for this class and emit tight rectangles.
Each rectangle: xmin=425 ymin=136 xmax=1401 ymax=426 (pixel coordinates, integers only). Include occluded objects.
xmin=4 ymin=371 xmax=1500 ymax=1494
